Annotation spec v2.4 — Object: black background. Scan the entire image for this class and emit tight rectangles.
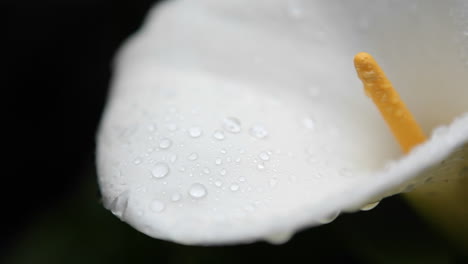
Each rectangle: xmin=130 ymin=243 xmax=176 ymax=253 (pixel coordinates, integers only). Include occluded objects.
xmin=4 ymin=1 xmax=467 ymax=263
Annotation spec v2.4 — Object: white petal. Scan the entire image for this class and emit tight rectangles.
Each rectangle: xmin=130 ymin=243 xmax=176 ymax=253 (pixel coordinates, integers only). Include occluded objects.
xmin=97 ymin=0 xmax=468 ymax=245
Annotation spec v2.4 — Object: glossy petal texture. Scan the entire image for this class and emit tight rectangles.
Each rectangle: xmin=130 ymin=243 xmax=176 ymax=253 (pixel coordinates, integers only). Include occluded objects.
xmin=97 ymin=0 xmax=468 ymax=245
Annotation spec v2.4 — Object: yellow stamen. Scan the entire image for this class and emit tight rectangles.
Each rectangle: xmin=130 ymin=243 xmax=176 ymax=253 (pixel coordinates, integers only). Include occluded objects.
xmin=353 ymin=52 xmax=426 ymax=153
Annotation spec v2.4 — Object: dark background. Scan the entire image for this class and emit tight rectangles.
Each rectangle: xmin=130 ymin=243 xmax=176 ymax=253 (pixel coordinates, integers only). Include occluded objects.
xmin=4 ymin=1 xmax=467 ymax=263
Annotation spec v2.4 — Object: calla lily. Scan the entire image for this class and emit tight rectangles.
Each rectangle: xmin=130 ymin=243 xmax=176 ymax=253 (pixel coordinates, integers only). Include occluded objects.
xmin=97 ymin=0 xmax=468 ymax=245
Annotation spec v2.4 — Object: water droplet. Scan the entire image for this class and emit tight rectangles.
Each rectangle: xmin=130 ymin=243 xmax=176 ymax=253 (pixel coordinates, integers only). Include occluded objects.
xmin=213 ymin=130 xmax=225 ymax=140
xmin=239 ymin=176 xmax=246 ymax=182
xmin=150 ymin=199 xmax=165 ymax=213
xmin=259 ymin=152 xmax=270 ymax=161
xmin=147 ymin=124 xmax=157 ymax=132
xmin=257 ymin=163 xmax=265 ymax=170
xmin=220 ymin=168 xmax=227 ymax=176
xmin=188 ymin=126 xmax=203 ymax=138
xmin=133 ymin=158 xmax=142 ymax=165
xmin=171 ymin=193 xmax=182 ymax=202
xmin=215 ymin=157 xmax=222 ymax=165
xmin=302 ymin=117 xmax=316 ymax=130
xmin=318 ymin=211 xmax=340 ymax=224
xmin=223 ymin=117 xmax=241 ymax=133
xmin=214 ymin=180 xmax=223 ymax=187
xmin=109 ymin=191 xmax=129 ymax=219
xmin=187 ymin=152 xmax=198 ymax=161
xmin=250 ymin=125 xmax=268 ymax=139
xmin=189 ymin=183 xmax=207 ymax=199
xmin=203 ymin=168 xmax=211 ymax=174
xmin=159 ymin=138 xmax=172 ymax=149
xmin=230 ymin=183 xmax=240 ymax=192
xmin=265 ymin=232 xmax=293 ymax=245
xmin=360 ymin=201 xmax=380 ymax=211
xmin=151 ymin=162 xmax=170 ymax=179
xmin=220 ymin=148 xmax=227 ymax=154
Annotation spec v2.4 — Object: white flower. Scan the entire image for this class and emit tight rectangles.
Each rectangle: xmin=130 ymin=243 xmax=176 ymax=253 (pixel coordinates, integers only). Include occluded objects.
xmin=97 ymin=0 xmax=468 ymax=245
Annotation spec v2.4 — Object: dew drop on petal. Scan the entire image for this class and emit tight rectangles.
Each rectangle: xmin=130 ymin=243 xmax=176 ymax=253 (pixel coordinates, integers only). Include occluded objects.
xmin=109 ymin=191 xmax=129 ymax=219
xmin=302 ymin=117 xmax=316 ymax=130
xmin=220 ymin=168 xmax=227 ymax=176
xmin=151 ymin=162 xmax=170 ymax=179
xmin=360 ymin=201 xmax=380 ymax=211
xmin=159 ymin=138 xmax=172 ymax=149
xmin=213 ymin=130 xmax=225 ymax=140
xmin=171 ymin=193 xmax=182 ymax=202
xmin=250 ymin=125 xmax=268 ymax=139
xmin=150 ymin=199 xmax=165 ymax=213
xmin=188 ymin=126 xmax=203 ymax=138
xmin=259 ymin=152 xmax=270 ymax=161
xmin=230 ymin=183 xmax=240 ymax=192
xmin=223 ymin=117 xmax=241 ymax=133
xmin=214 ymin=180 xmax=223 ymax=187
xmin=318 ymin=211 xmax=340 ymax=224
xmin=187 ymin=152 xmax=199 ymax=161
xmin=189 ymin=183 xmax=207 ymax=199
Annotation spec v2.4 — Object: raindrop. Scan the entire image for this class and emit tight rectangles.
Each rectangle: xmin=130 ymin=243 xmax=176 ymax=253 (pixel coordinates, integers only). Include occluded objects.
xmin=151 ymin=162 xmax=170 ymax=179
xmin=302 ymin=117 xmax=316 ymax=130
xmin=188 ymin=126 xmax=203 ymax=138
xmin=189 ymin=183 xmax=207 ymax=199
xmin=239 ymin=176 xmax=246 ymax=182
xmin=147 ymin=124 xmax=157 ymax=132
xmin=360 ymin=201 xmax=380 ymax=211
xmin=213 ymin=130 xmax=225 ymax=140
xmin=257 ymin=163 xmax=265 ymax=170
xmin=171 ymin=193 xmax=182 ymax=202
xmin=133 ymin=158 xmax=142 ymax=165
xmin=187 ymin=152 xmax=199 ymax=161
xmin=250 ymin=125 xmax=268 ymax=139
xmin=215 ymin=157 xmax=222 ymax=165
xmin=159 ymin=138 xmax=172 ymax=149
xmin=230 ymin=183 xmax=240 ymax=192
xmin=203 ymin=168 xmax=211 ymax=174
xmin=214 ymin=180 xmax=223 ymax=187
xmin=150 ymin=199 xmax=165 ymax=213
xmin=265 ymin=232 xmax=293 ymax=245
xmin=318 ymin=211 xmax=340 ymax=224
xmin=220 ymin=168 xmax=227 ymax=176
xmin=109 ymin=191 xmax=129 ymax=219
xmin=259 ymin=152 xmax=270 ymax=161
xmin=223 ymin=117 xmax=241 ymax=133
